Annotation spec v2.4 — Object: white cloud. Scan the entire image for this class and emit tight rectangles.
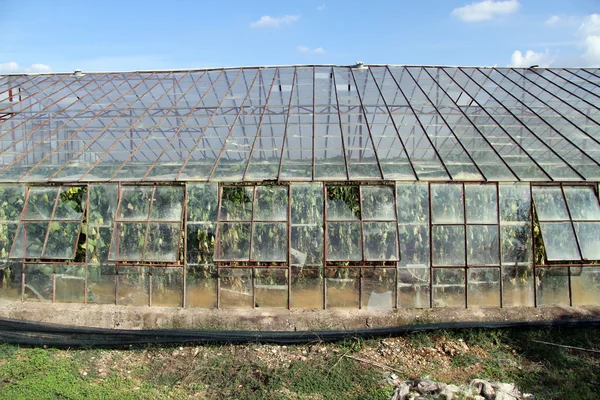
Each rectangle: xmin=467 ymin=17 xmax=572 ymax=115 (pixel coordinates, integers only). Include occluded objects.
xmin=0 ymin=61 xmax=52 ymax=74
xmin=578 ymin=14 xmax=600 ymax=66
xmin=314 ymin=47 xmax=326 ymax=54
xmin=250 ymin=15 xmax=300 ymax=28
xmin=24 ymin=63 xmax=52 ymax=73
xmin=296 ymin=45 xmax=326 ymax=54
xmin=545 ymin=15 xmax=560 ymax=26
xmin=451 ymin=0 xmax=520 ymax=22
xmin=317 ymin=4 xmax=326 ymax=11
xmin=297 ymin=45 xmax=310 ymax=53
xmin=508 ymin=50 xmax=554 ymax=67
xmin=0 ymin=61 xmax=19 ymax=74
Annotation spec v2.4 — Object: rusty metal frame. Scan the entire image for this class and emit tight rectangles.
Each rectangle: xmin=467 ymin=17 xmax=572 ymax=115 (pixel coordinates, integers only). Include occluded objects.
xmin=0 ymin=74 xmax=49 ymax=102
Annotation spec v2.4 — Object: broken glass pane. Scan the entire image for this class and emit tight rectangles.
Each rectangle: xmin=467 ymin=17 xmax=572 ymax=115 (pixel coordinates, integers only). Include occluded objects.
xmin=361 ymin=186 xmax=396 ymax=220
xmin=24 ymin=263 xmax=53 ymax=302
xmin=219 ymin=186 xmax=254 ymax=221
xmin=186 ymin=183 xmax=218 ymax=222
xmin=326 ymin=186 xmax=360 ymax=220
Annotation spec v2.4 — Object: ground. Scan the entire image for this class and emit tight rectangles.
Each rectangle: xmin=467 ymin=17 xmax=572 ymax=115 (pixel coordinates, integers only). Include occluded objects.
xmin=0 ymin=326 xmax=598 ymax=400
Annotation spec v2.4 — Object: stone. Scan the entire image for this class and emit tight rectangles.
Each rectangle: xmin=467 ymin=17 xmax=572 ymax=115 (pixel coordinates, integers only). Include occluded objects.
xmin=391 ymin=382 xmax=411 ymax=400
xmin=471 ymin=379 xmax=496 ymax=399
xmin=439 ymin=384 xmax=461 ymax=400
xmin=416 ymin=379 xmax=440 ymax=394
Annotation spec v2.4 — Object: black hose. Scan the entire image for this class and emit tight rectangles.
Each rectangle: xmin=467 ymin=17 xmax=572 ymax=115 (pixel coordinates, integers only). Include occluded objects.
xmin=0 ymin=317 xmax=599 ymax=348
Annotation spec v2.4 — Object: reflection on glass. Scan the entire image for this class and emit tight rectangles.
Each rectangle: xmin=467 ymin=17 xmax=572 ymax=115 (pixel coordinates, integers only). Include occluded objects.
xmin=326 ymin=268 xmax=359 ymax=308
xmin=251 ymin=223 xmax=287 ymax=261
xmin=219 ymin=268 xmax=252 ymax=308
xmin=220 ymin=187 xmax=253 ymax=221
xmin=0 ymin=262 xmax=22 ymax=300
xmin=326 ymin=222 xmax=362 ymax=261
xmin=291 ymin=266 xmax=322 ymax=308
xmin=186 ymin=223 xmax=215 ymax=265
xmin=467 ymin=268 xmax=500 ymax=307
xmin=362 ymin=268 xmax=395 ymax=310
xmin=217 ymin=223 xmax=251 ymax=260
xmin=53 ymin=187 xmax=85 ymax=220
xmin=432 ymin=225 xmax=465 ymax=266
xmin=326 ymin=186 xmax=360 ymax=220
xmin=563 ymin=187 xmax=600 ymax=221
xmin=118 ymin=266 xmax=149 ymax=307
xmin=571 ymin=267 xmax=600 ymax=306
xmin=499 ymin=184 xmax=531 ymax=222
xmin=254 ymin=186 xmax=288 ymax=221
xmin=432 ymin=268 xmax=465 ymax=307
xmin=23 ymin=187 xmax=58 ymax=219
xmin=150 ymin=186 xmax=184 ymax=221
xmin=291 ymin=184 xmax=324 ymax=225
xmin=119 ymin=186 xmax=153 ymax=220
xmin=186 ymin=184 xmax=218 ymax=222
xmin=55 ymin=265 xmax=85 ymax=303
xmin=363 ymin=222 xmax=398 ymax=261
xmin=398 ymin=265 xmax=430 ymax=308
xmin=186 ymin=264 xmax=216 ymax=308
xmin=254 ymin=269 xmax=288 ymax=308
xmin=465 ymin=185 xmax=497 ymax=223
xmin=87 ymin=265 xmax=116 ymax=304
xmin=291 ymin=226 xmax=323 ymax=266
xmin=42 ymin=221 xmax=80 ymax=259
xmin=24 ymin=264 xmax=53 ymax=302
xmin=111 ymin=222 xmax=146 ymax=261
xmin=501 ymin=225 xmax=532 ymax=265
xmin=151 ymin=267 xmax=182 ymax=307
xmin=10 ymin=222 xmax=49 ymax=259
xmin=532 ymin=187 xmax=569 ymax=221
xmin=501 ymin=265 xmax=534 ymax=307
xmin=361 ymin=186 xmax=396 ymax=220
xmin=536 ymin=267 xmax=569 ymax=306
xmin=573 ymin=222 xmax=600 ymax=260
xmin=539 ymin=222 xmax=580 ymax=261
xmin=88 ymin=184 xmax=118 ymax=226
xmin=396 ymin=183 xmax=429 ymax=224
xmin=145 ymin=223 xmax=180 ymax=262
xmin=467 ymin=225 xmax=500 ymax=265
xmin=431 ymin=184 xmax=464 ymax=224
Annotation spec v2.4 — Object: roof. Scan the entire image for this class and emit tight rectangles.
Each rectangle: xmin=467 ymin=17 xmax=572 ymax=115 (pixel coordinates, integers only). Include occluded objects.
xmin=0 ymin=65 xmax=599 ymax=184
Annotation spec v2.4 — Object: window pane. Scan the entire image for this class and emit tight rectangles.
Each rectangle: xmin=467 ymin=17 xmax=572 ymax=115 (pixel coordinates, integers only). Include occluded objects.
xmin=145 ymin=223 xmax=180 ymax=262
xmin=110 ymin=222 xmax=146 ymax=261
xmin=151 ymin=267 xmax=182 ymax=307
xmin=326 ymin=186 xmax=360 ymax=220
xmin=186 ymin=223 xmax=215 ymax=265
xmin=291 ymin=226 xmax=323 ymax=266
xmin=396 ymin=183 xmax=429 ymax=224
xmin=219 ymin=268 xmax=252 ymax=308
xmin=42 ymin=221 xmax=80 ymax=259
xmin=431 ymin=184 xmax=464 ymax=224
xmin=53 ymin=187 xmax=85 ymax=220
xmin=362 ymin=268 xmax=395 ymax=310
xmin=326 ymin=222 xmax=362 ymax=261
xmin=186 ymin=183 xmax=218 ymax=222
xmin=571 ymin=267 xmax=600 ymax=306
xmin=119 ymin=186 xmax=153 ymax=220
xmin=254 ymin=269 xmax=288 ymax=308
xmin=502 ymin=265 xmax=534 ymax=307
xmin=87 ymin=265 xmax=116 ymax=304
xmin=0 ymin=184 xmax=26 ymax=222
xmin=467 ymin=225 xmax=500 ymax=266
xmin=432 ymin=225 xmax=465 ymax=266
xmin=564 ymin=187 xmax=600 ymax=221
xmin=219 ymin=187 xmax=253 ymax=221
xmin=10 ymin=222 xmax=49 ymax=258
xmin=251 ymin=222 xmax=287 ymax=261
xmin=291 ymin=183 xmax=323 ymax=225
xmin=398 ymin=265 xmax=430 ymax=308
xmin=500 ymin=184 xmax=531 ymax=222
xmin=465 ymin=185 xmax=497 ymax=223
xmin=573 ymin=222 xmax=600 ymax=260
xmin=24 ymin=264 xmax=53 ymax=302
xmin=539 ymin=222 xmax=581 ymax=261
xmin=0 ymin=223 xmax=18 ymax=261
xmin=363 ymin=222 xmax=398 ymax=261
xmin=326 ymin=268 xmax=359 ymax=308
xmin=432 ymin=268 xmax=465 ymax=307
xmin=532 ymin=187 xmax=569 ymax=221
xmin=117 ymin=266 xmax=149 ymax=306
xmin=467 ymin=268 xmax=500 ymax=308
xmin=88 ymin=184 xmax=118 ymax=226
xmin=254 ymin=186 xmax=288 ymax=221
xmin=291 ymin=266 xmax=322 ymax=308
xmin=361 ymin=186 xmax=395 ymax=220
xmin=23 ymin=187 xmax=59 ymax=219
xmin=398 ymin=224 xmax=429 ymax=267
xmin=501 ymin=225 xmax=532 ymax=265
xmin=55 ymin=264 xmax=85 ymax=303
xmin=150 ymin=186 xmax=184 ymax=221
xmin=536 ymin=267 xmax=569 ymax=306
xmin=217 ymin=222 xmax=251 ymax=260
xmin=0 ymin=262 xmax=22 ymax=300
xmin=186 ymin=264 xmax=216 ymax=308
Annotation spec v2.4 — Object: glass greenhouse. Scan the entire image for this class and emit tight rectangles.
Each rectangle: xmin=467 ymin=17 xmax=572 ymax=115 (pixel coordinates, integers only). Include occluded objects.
xmin=0 ymin=65 xmax=598 ymax=310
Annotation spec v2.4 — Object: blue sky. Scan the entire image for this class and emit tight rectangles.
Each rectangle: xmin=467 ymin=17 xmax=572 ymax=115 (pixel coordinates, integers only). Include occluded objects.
xmin=1 ymin=0 xmax=599 ymax=73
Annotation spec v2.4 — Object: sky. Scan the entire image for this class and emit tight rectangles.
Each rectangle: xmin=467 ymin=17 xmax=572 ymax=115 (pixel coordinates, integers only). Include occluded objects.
xmin=0 ymin=0 xmax=599 ymax=74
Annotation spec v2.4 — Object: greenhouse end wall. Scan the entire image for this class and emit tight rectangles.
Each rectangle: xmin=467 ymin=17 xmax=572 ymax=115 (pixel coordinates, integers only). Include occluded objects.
xmin=0 ymin=181 xmax=599 ymax=310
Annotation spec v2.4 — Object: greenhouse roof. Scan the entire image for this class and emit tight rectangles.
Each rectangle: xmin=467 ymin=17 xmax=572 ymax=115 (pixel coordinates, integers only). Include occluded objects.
xmin=0 ymin=65 xmax=599 ymax=183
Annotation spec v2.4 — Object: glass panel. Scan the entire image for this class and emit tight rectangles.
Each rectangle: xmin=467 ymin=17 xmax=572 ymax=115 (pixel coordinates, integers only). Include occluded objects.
xmin=465 ymin=185 xmax=497 ymax=224
xmin=564 ymin=187 xmax=600 ymax=221
xmin=88 ymin=184 xmax=118 ymax=226
xmin=326 ymin=222 xmax=362 ymax=261
xmin=186 ymin=264 xmax=216 ymax=308
xmin=117 ymin=266 xmax=149 ymax=306
xmin=363 ymin=222 xmax=398 ymax=261
xmin=119 ymin=186 xmax=153 ymax=220
xmin=150 ymin=186 xmax=184 ymax=221
xmin=251 ymin=222 xmax=287 ymax=261
xmin=326 ymin=268 xmax=359 ymax=308
xmin=0 ymin=262 xmax=22 ymax=300
xmin=23 ymin=264 xmax=53 ymax=302
xmin=144 ymin=223 xmax=180 ymax=262
xmin=431 ymin=184 xmax=464 ymax=224
xmin=362 ymin=268 xmax=395 ymax=310
xmin=41 ymin=221 xmax=80 ymax=259
xmin=186 ymin=183 xmax=218 ymax=222
xmin=396 ymin=183 xmax=429 ymax=224
xmin=467 ymin=268 xmax=500 ymax=308
xmin=87 ymin=226 xmax=113 ymax=265
xmin=536 ymin=267 xmax=569 ymax=306
xmin=291 ymin=266 xmax=322 ymax=308
xmin=398 ymin=265 xmax=430 ymax=308
xmin=219 ymin=268 xmax=252 ymax=308
xmin=0 ymin=184 xmax=26 ymax=222
xmin=186 ymin=223 xmax=215 ymax=265
xmin=151 ymin=267 xmax=182 ymax=307
xmin=10 ymin=222 xmax=49 ymax=259
xmin=53 ymin=187 xmax=85 ymax=220
xmin=254 ymin=186 xmax=288 ymax=221
xmin=467 ymin=225 xmax=500 ymax=266
xmin=432 ymin=268 xmax=465 ymax=307
xmin=55 ymin=264 xmax=85 ymax=303
xmin=501 ymin=265 xmax=534 ymax=307
xmin=291 ymin=226 xmax=323 ymax=266
xmin=254 ymin=269 xmax=288 ymax=308
xmin=532 ymin=187 xmax=569 ymax=221
xmin=501 ymin=225 xmax=532 ymax=265
xmin=291 ymin=183 xmax=323 ymax=225
xmin=432 ymin=225 xmax=465 ymax=266
xmin=110 ymin=222 xmax=146 ymax=261
xmin=87 ymin=265 xmax=116 ymax=304
xmin=326 ymin=186 xmax=360 ymax=220
xmin=219 ymin=187 xmax=253 ymax=221
xmin=0 ymin=223 xmax=18 ymax=260
xmin=23 ymin=187 xmax=59 ymax=219
xmin=217 ymin=223 xmax=251 ymax=261
xmin=571 ymin=267 xmax=600 ymax=306
xmin=500 ymin=184 xmax=531 ymax=222
xmin=573 ymin=222 xmax=600 ymax=260
xmin=398 ymin=224 xmax=429 ymax=267
xmin=539 ymin=222 xmax=581 ymax=261
xmin=361 ymin=186 xmax=396 ymax=221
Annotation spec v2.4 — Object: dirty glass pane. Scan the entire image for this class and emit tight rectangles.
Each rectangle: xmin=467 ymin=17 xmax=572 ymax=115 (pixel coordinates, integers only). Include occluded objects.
xmin=186 ymin=183 xmax=218 ymax=222
xmin=499 ymin=184 xmax=531 ymax=222
xmin=23 ymin=264 xmax=53 ymax=302
xmin=186 ymin=223 xmax=215 ymax=265
xmin=363 ymin=222 xmax=398 ymax=261
xmin=398 ymin=265 xmax=430 ymax=308
xmin=326 ymin=268 xmax=359 ymax=308
xmin=326 ymin=186 xmax=360 ymax=220
xmin=219 ymin=187 xmax=253 ymax=221
xmin=432 ymin=225 xmax=465 ymax=266
xmin=87 ymin=265 xmax=116 ymax=304
xmin=501 ymin=225 xmax=532 ymax=265
xmin=291 ymin=183 xmax=323 ymax=225
xmin=88 ymin=184 xmax=118 ymax=226
xmin=532 ymin=187 xmax=569 ymax=221
xmin=254 ymin=186 xmax=288 ymax=221
xmin=150 ymin=186 xmax=184 ymax=221
xmin=396 ymin=183 xmax=429 ymax=224
xmin=0 ymin=262 xmax=22 ymax=300
xmin=465 ymin=185 xmax=497 ymax=224
xmin=0 ymin=223 xmax=18 ymax=260
xmin=573 ymin=222 xmax=600 ymax=260
xmin=219 ymin=268 xmax=252 ymax=308
xmin=467 ymin=225 xmax=500 ymax=266
xmin=117 ymin=266 xmax=149 ymax=306
xmin=55 ymin=265 xmax=85 ymax=303
xmin=119 ymin=186 xmax=153 ymax=220
xmin=87 ymin=226 xmax=113 ymax=265
xmin=110 ymin=222 xmax=146 ymax=261
xmin=501 ymin=265 xmax=534 ymax=307
xmin=564 ymin=187 xmax=600 ymax=221
xmin=23 ymin=187 xmax=59 ymax=219
xmin=291 ymin=226 xmax=323 ymax=266
xmin=186 ymin=264 xmax=216 ymax=308
xmin=571 ymin=267 xmax=600 ymax=306
xmin=291 ymin=266 xmax=322 ymax=308
xmin=362 ymin=268 xmax=395 ymax=310
xmin=10 ymin=222 xmax=49 ymax=259
xmin=431 ymin=184 xmax=464 ymax=224
xmin=144 ymin=223 xmax=180 ymax=262
xmin=536 ymin=267 xmax=569 ymax=306
xmin=217 ymin=223 xmax=251 ymax=261
xmin=254 ymin=269 xmax=288 ymax=308
xmin=42 ymin=221 xmax=80 ymax=259
xmin=251 ymin=222 xmax=287 ymax=261
xmin=361 ymin=186 xmax=396 ymax=221
xmin=0 ymin=184 xmax=26 ymax=222
xmin=467 ymin=268 xmax=500 ymax=308
xmin=53 ymin=187 xmax=85 ymax=220
xmin=432 ymin=268 xmax=465 ymax=308
xmin=151 ymin=267 xmax=182 ymax=307
xmin=326 ymin=222 xmax=362 ymax=261
xmin=539 ymin=222 xmax=580 ymax=261
xmin=398 ymin=224 xmax=429 ymax=268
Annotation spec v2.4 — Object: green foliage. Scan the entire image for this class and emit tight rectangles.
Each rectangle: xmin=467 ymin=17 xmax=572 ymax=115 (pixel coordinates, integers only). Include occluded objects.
xmin=186 ymin=184 xmax=218 ymax=222
xmin=327 ymin=185 xmax=360 ymax=220
xmin=0 ymin=184 xmax=25 ymax=222
xmin=220 ymin=186 xmax=253 ymax=221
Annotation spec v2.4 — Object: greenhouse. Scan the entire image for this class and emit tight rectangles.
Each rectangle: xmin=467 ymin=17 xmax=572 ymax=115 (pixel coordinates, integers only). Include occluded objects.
xmin=0 ymin=64 xmax=598 ymax=311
